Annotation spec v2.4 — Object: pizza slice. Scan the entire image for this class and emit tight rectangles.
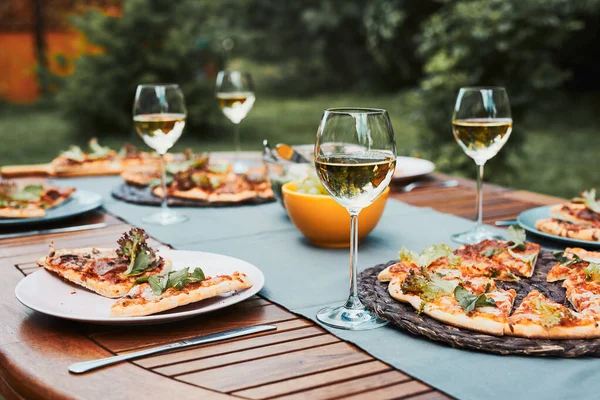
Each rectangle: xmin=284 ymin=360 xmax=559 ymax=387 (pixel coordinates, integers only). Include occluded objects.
xmin=0 ymin=181 xmax=76 ymax=219
xmin=37 ymin=228 xmax=171 ymax=298
xmin=52 ymin=138 xmax=122 ymax=176
xmin=536 ymin=218 xmax=600 ymax=242
xmin=118 ymin=143 xmax=161 ymax=170
xmin=505 ymin=290 xmax=600 ymax=339
xmin=455 ymin=227 xmax=540 ymax=279
xmin=111 ymin=267 xmax=253 ymax=317
xmin=388 ymin=267 xmax=515 ymax=336
xmin=549 ymin=189 xmax=600 ymax=228
xmin=378 ymin=244 xmax=461 ymax=282
xmin=546 ymin=248 xmax=600 ymax=282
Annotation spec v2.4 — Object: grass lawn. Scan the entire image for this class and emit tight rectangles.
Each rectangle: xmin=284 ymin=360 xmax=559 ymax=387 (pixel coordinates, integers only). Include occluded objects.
xmin=1 ymin=91 xmax=599 ymax=198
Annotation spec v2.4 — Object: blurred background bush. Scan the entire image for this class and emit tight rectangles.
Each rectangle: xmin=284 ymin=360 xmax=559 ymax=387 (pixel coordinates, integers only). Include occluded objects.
xmin=1 ymin=0 xmax=600 ymax=197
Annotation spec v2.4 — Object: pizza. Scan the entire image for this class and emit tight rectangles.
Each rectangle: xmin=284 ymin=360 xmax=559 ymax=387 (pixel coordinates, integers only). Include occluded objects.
xmin=37 ymin=228 xmax=172 ymax=298
xmin=505 ymin=290 xmax=600 ymax=339
xmin=0 ymin=181 xmax=75 ymax=219
xmin=536 ymin=189 xmax=600 ymax=241
xmin=122 ymin=154 xmax=274 ymax=203
xmin=111 ymin=268 xmax=252 ymax=316
xmin=118 ymin=143 xmax=161 ymax=170
xmin=38 ymin=227 xmax=254 ymax=317
xmin=52 ymin=138 xmax=122 ymax=177
xmin=378 ymin=229 xmax=600 ymax=338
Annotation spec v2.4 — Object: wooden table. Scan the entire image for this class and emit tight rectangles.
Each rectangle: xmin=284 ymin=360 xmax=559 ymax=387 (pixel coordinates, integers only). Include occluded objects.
xmin=0 ymin=173 xmax=563 ymax=400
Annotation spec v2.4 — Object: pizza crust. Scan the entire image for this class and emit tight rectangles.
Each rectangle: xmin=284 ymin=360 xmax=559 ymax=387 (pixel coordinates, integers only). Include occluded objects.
xmin=550 ymin=203 xmax=600 ymax=228
xmin=52 ymin=158 xmax=123 ymax=177
xmin=504 ymin=320 xmax=600 ymax=339
xmin=153 ymin=186 xmax=210 ymax=201
xmin=0 ymin=205 xmax=45 ymax=219
xmin=111 ymin=273 xmax=253 ymax=317
xmin=536 ymin=218 xmax=600 ymax=241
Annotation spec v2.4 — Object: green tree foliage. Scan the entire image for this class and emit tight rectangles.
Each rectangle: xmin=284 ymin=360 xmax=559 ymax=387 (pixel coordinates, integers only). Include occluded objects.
xmin=55 ymin=0 xmax=226 ymax=136
xmin=416 ymin=0 xmax=600 ymax=172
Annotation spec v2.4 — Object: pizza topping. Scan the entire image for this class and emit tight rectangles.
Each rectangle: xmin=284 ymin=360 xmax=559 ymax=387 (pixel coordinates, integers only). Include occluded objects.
xmin=92 ymin=258 xmax=128 ymax=276
xmin=60 ymin=138 xmax=115 ymax=163
xmin=0 ymin=181 xmax=17 ymax=199
xmin=88 ymin=138 xmax=112 ymax=160
xmin=401 ymin=268 xmax=458 ymax=303
xmin=553 ymin=250 xmax=585 ymax=266
xmin=480 ymin=226 xmax=526 ymax=257
xmin=584 ymin=263 xmax=600 ymax=282
xmin=454 ymin=284 xmax=496 ymax=314
xmin=507 ymin=248 xmax=536 ymax=266
xmin=11 ymin=184 xmax=44 ymax=202
xmin=54 ymin=254 xmax=88 ymax=270
xmin=530 ymin=297 xmax=574 ymax=328
xmin=572 ymin=189 xmax=600 ymax=214
xmin=134 ymin=267 xmax=206 ymax=296
xmin=62 ymin=145 xmax=86 ymax=163
xmin=117 ymin=228 xmax=161 ymax=276
xmin=399 ymin=243 xmax=460 ymax=269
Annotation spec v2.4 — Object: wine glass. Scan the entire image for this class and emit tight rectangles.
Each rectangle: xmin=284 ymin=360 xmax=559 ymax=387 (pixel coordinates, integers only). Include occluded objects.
xmin=215 ymin=70 xmax=256 ymax=173
xmin=133 ymin=84 xmax=188 ymax=225
xmin=314 ymin=108 xmax=397 ymax=330
xmin=451 ymin=87 xmax=512 ymax=244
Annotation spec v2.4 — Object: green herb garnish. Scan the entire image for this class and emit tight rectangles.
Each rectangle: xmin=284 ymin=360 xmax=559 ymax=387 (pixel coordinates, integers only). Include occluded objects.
xmin=134 ymin=267 xmax=206 ymax=296
xmin=553 ymin=250 xmax=584 ymax=266
xmin=117 ymin=228 xmax=159 ymax=276
xmin=584 ymin=262 xmax=600 ymax=282
xmin=531 ymin=297 xmax=571 ymax=329
xmin=481 ymin=248 xmax=504 ymax=258
xmin=454 ymin=284 xmax=497 ymax=314
xmin=480 ymin=226 xmax=526 ymax=257
xmin=401 ymin=267 xmax=458 ymax=303
xmin=573 ymin=189 xmax=600 ymax=213
xmin=62 ymin=145 xmax=85 ymax=162
xmin=88 ymin=138 xmax=112 ymax=159
xmin=399 ymin=243 xmax=460 ymax=269
xmin=11 ymin=184 xmax=44 ymax=202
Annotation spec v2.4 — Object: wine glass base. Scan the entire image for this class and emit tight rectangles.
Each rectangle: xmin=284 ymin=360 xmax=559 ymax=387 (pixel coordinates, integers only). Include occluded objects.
xmin=451 ymin=224 xmax=504 ymax=244
xmin=316 ymin=303 xmax=388 ymax=331
xmin=142 ymin=209 xmax=188 ymax=226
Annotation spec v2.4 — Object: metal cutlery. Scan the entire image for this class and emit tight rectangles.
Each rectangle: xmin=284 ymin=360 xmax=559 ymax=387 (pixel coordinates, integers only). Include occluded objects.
xmin=495 ymin=220 xmax=518 ymax=226
xmin=400 ymin=179 xmax=459 ymax=193
xmin=0 ymin=222 xmax=108 ymax=240
xmin=68 ymin=324 xmax=277 ymax=374
xmin=275 ymin=143 xmax=310 ymax=163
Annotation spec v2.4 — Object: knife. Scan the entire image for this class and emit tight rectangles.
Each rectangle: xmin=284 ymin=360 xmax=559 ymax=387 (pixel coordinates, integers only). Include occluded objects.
xmin=68 ymin=324 xmax=277 ymax=374
xmin=0 ymin=222 xmax=108 ymax=240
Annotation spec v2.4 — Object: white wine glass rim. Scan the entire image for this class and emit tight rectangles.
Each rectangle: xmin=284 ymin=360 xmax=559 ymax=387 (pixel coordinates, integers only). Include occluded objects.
xmin=459 ymin=86 xmax=506 ymax=91
xmin=137 ymin=83 xmax=180 ymax=89
xmin=324 ymin=107 xmax=387 ymax=115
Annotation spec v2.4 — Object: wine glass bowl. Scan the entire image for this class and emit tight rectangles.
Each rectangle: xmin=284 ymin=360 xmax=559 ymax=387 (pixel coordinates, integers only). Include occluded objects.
xmin=451 ymin=87 xmax=512 ymax=244
xmin=133 ymin=84 xmax=188 ymax=225
xmin=216 ymin=71 xmax=255 ymax=173
xmin=313 ymin=108 xmax=396 ymax=330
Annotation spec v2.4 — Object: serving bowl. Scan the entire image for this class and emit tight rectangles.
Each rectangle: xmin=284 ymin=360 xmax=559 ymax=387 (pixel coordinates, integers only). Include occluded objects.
xmin=282 ymin=182 xmax=389 ymax=248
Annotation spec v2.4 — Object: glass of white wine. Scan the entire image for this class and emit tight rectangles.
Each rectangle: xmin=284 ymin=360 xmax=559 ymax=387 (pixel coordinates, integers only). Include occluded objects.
xmin=215 ymin=70 xmax=256 ymax=173
xmin=314 ymin=108 xmax=397 ymax=330
xmin=133 ymin=84 xmax=188 ymax=225
xmin=451 ymin=87 xmax=513 ymax=244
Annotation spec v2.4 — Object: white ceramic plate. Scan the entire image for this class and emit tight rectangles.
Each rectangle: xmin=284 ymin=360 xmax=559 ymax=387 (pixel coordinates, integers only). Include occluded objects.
xmin=393 ymin=156 xmax=435 ymax=181
xmin=15 ymin=248 xmax=265 ymax=325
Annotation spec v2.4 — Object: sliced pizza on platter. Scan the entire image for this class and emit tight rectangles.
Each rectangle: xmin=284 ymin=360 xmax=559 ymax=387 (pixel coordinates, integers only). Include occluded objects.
xmin=37 ymin=228 xmax=171 ymax=298
xmin=0 ymin=181 xmax=76 ymax=219
xmin=111 ymin=267 xmax=253 ymax=317
xmin=505 ymin=290 xmax=600 ymax=339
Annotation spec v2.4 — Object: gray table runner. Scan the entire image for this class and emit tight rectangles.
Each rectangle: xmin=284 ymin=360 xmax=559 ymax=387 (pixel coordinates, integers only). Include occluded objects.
xmin=54 ymin=177 xmax=600 ymax=400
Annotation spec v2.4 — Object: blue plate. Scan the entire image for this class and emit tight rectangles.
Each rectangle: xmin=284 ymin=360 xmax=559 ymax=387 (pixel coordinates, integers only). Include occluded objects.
xmin=517 ymin=205 xmax=600 ymax=248
xmin=0 ymin=190 xmax=103 ymax=226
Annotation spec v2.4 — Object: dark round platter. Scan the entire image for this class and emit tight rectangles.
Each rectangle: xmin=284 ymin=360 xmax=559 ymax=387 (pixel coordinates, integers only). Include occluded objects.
xmin=112 ymin=183 xmax=275 ymax=207
xmin=358 ymin=250 xmax=600 ymax=357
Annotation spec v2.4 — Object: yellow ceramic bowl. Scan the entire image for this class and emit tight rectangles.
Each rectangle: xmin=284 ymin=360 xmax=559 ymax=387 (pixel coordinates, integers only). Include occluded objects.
xmin=282 ymin=182 xmax=390 ymax=248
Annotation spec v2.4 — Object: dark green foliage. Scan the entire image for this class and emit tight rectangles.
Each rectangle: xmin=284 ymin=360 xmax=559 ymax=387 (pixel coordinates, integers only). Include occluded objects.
xmin=55 ymin=0 xmax=226 ymax=136
xmin=416 ymin=0 xmax=600 ymax=173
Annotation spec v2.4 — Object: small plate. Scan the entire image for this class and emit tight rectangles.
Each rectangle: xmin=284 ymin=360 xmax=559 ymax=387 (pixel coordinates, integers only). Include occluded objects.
xmin=15 ymin=248 xmax=265 ymax=325
xmin=393 ymin=157 xmax=435 ymax=181
xmin=0 ymin=190 xmax=103 ymax=226
xmin=517 ymin=205 xmax=600 ymax=248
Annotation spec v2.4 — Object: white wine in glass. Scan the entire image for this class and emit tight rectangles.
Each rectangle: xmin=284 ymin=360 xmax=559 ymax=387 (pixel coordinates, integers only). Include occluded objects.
xmin=314 ymin=108 xmax=397 ymax=330
xmin=451 ymin=87 xmax=512 ymax=244
xmin=133 ymin=84 xmax=188 ymax=225
xmin=216 ymin=71 xmax=255 ymax=173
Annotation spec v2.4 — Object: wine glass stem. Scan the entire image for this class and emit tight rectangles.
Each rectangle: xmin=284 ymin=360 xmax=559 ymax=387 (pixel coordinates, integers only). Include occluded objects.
xmin=233 ymin=122 xmax=241 ymax=162
xmin=160 ymin=153 xmax=168 ymax=212
xmin=475 ymin=163 xmax=484 ymax=227
xmin=345 ymin=210 xmax=363 ymax=310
